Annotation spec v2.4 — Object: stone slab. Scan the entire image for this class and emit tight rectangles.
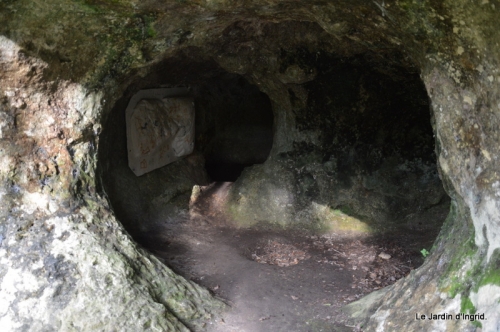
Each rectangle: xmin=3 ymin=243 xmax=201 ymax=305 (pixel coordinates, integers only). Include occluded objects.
xmin=126 ymin=88 xmax=194 ymax=176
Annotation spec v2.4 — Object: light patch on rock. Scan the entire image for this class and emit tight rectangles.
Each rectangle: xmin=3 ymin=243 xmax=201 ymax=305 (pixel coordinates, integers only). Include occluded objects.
xmin=493 ymin=181 xmax=500 ymax=198
xmin=373 ymin=309 xmax=390 ymax=332
xmin=0 ymin=315 xmax=22 ymax=331
xmin=0 ymin=36 xmax=21 ymax=63
xmin=0 ymin=155 xmax=14 ymax=175
xmin=0 ymin=246 xmax=65 ymax=330
xmin=42 ymin=210 xmax=192 ymax=331
xmin=0 ymin=267 xmax=43 ymax=314
xmin=430 ymin=294 xmax=461 ymax=331
xmin=310 ymin=202 xmax=371 ymax=233
xmin=438 ymin=155 xmax=450 ymax=175
xmin=21 ymin=192 xmax=53 ymax=214
xmin=378 ymin=252 xmax=391 ymax=260
xmin=270 ymin=188 xmax=294 ymax=213
xmin=463 ymin=95 xmax=473 ymax=105
xmin=470 ymin=285 xmax=500 ymax=332
xmin=67 ymin=84 xmax=103 ymax=127
xmin=481 ymin=149 xmax=492 ymax=161
xmin=470 ymin=197 xmax=500 ymax=261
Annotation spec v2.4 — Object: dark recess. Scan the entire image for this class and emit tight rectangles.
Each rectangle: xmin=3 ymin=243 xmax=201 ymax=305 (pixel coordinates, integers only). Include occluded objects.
xmin=194 ymin=74 xmax=274 ymax=181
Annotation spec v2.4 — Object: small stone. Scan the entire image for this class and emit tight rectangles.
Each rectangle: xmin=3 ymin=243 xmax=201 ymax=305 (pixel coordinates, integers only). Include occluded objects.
xmin=378 ymin=252 xmax=391 ymax=260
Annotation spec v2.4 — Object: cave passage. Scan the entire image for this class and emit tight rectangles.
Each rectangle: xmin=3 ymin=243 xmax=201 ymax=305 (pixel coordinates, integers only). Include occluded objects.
xmin=97 ymin=45 xmax=451 ymax=331
xmin=194 ymin=74 xmax=274 ymax=182
xmin=98 ymin=49 xmax=450 ymax=251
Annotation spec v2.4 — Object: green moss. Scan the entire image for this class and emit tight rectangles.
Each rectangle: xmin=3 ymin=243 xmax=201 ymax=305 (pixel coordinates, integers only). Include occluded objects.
xmin=444 ymin=250 xmax=500 ymax=313
xmin=477 ymin=250 xmax=500 ymax=288
xmin=478 ymin=269 xmax=500 ymax=287
xmin=460 ymin=297 xmax=476 ymax=314
xmin=436 ymin=202 xmax=481 ymax=299
xmin=146 ymin=26 xmax=156 ymax=38
xmin=86 ymin=45 xmax=132 ymax=89
xmin=436 ymin=204 xmax=499 ymax=332
xmin=337 ymin=205 xmax=354 ymax=216
xmin=143 ymin=14 xmax=157 ymax=38
xmin=459 ymin=297 xmax=483 ymax=328
xmin=80 ymin=2 xmax=101 ymax=13
xmin=445 ymin=277 xmax=462 ymax=299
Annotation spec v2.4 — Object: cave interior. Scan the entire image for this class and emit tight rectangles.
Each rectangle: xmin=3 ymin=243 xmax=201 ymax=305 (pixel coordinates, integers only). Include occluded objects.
xmin=3 ymin=0 xmax=500 ymax=330
xmin=98 ymin=27 xmax=450 ymax=306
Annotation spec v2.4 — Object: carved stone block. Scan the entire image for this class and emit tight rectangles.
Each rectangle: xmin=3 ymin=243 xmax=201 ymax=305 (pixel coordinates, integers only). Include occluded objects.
xmin=126 ymin=88 xmax=194 ymax=176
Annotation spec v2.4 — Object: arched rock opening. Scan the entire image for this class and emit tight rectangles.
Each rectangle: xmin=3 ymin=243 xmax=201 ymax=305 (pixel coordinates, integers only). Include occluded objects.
xmin=2 ymin=1 xmax=500 ymax=331
xmin=98 ymin=30 xmax=450 ymax=285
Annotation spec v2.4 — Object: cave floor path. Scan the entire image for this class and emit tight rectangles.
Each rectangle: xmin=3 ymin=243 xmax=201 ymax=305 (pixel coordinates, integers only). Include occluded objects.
xmin=138 ymin=185 xmax=434 ymax=332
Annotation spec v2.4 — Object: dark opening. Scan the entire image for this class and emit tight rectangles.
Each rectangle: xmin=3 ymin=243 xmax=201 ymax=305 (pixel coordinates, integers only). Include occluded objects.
xmin=287 ymin=50 xmax=451 ymax=260
xmin=193 ymin=74 xmax=274 ymax=182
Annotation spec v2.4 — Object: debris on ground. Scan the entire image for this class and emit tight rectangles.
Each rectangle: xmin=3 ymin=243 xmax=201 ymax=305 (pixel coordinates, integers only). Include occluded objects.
xmin=251 ymin=240 xmax=310 ymax=267
xmin=304 ymin=235 xmax=418 ymax=295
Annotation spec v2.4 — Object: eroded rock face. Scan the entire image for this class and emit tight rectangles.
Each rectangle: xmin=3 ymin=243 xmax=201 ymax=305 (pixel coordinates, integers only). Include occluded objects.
xmin=1 ymin=0 xmax=500 ymax=331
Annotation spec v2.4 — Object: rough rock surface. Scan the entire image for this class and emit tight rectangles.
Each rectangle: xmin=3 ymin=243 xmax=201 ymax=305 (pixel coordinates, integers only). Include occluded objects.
xmin=1 ymin=0 xmax=500 ymax=331
xmin=0 ymin=35 xmax=223 ymax=331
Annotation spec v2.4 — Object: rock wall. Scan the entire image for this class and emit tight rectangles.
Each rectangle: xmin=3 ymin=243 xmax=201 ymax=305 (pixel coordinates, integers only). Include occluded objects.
xmin=1 ymin=0 xmax=499 ymax=331
xmin=223 ymin=52 xmax=449 ymax=234
xmin=0 ymin=35 xmax=223 ymax=331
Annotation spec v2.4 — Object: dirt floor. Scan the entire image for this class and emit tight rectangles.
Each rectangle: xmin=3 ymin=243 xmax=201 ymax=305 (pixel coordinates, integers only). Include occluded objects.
xmin=136 ymin=182 xmax=444 ymax=332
